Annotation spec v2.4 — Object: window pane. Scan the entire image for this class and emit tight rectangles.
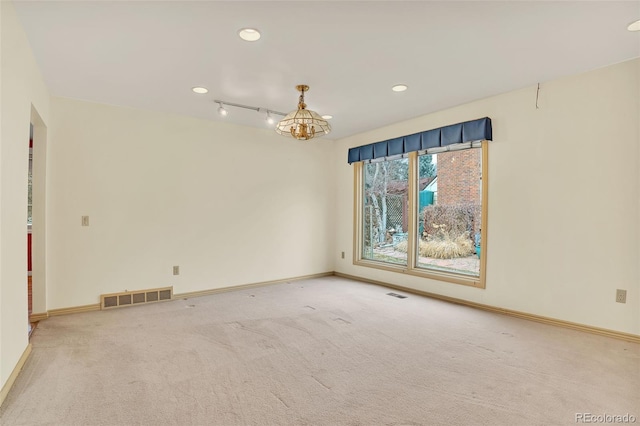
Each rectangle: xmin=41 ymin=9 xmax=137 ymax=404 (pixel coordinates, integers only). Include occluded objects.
xmin=362 ymin=158 xmax=408 ymax=266
xmin=416 ymin=149 xmax=481 ymax=277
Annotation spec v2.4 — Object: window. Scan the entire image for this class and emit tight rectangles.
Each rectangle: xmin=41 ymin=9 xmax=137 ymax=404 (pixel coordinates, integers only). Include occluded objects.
xmin=354 ymin=142 xmax=487 ymax=288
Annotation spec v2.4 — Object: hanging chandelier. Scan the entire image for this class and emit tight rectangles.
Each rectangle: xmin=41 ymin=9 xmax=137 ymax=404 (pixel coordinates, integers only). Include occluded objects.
xmin=275 ymin=85 xmax=331 ymax=140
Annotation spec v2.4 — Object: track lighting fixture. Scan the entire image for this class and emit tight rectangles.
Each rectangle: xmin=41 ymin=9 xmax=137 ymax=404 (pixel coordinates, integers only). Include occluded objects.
xmin=265 ymin=111 xmax=275 ymax=125
xmin=217 ymin=102 xmax=228 ymax=117
xmin=209 ymin=97 xmax=332 ymax=135
xmin=213 ymin=100 xmax=286 ymax=125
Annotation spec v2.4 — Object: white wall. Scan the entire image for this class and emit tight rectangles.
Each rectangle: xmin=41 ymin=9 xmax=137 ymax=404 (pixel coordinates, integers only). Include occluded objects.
xmin=47 ymin=97 xmax=335 ymax=309
xmin=0 ymin=1 xmax=50 ymax=388
xmin=334 ymin=59 xmax=640 ymax=335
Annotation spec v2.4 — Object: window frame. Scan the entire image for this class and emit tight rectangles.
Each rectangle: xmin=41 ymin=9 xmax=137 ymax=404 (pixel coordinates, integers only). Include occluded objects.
xmin=353 ymin=142 xmax=488 ymax=288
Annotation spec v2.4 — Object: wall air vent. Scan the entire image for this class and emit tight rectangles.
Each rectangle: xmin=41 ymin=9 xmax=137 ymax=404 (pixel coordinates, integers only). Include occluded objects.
xmin=100 ymin=286 xmax=173 ymax=310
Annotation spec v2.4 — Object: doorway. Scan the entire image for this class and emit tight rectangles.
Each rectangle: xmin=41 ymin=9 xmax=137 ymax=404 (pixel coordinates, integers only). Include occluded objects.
xmin=29 ymin=106 xmax=47 ymax=331
xmin=28 ymin=124 xmax=33 ymax=332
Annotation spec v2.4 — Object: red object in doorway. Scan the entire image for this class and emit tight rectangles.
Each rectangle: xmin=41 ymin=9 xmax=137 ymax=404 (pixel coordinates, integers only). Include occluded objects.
xmin=27 ymin=233 xmax=32 ymax=272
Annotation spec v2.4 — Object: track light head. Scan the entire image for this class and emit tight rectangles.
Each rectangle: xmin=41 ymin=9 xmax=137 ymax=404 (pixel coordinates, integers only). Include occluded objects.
xmin=217 ymin=102 xmax=228 ymax=117
xmin=265 ymin=111 xmax=275 ymax=125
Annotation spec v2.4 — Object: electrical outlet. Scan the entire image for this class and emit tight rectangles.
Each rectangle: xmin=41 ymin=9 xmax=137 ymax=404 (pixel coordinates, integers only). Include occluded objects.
xmin=341 ymin=251 xmax=345 ymax=259
xmin=81 ymin=216 xmax=89 ymax=226
xmin=173 ymin=266 xmax=180 ymax=276
xmin=616 ymin=289 xmax=626 ymax=304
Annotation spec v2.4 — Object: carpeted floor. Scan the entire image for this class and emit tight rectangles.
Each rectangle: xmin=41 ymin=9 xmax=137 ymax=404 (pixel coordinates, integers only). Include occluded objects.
xmin=1 ymin=276 xmax=638 ymax=425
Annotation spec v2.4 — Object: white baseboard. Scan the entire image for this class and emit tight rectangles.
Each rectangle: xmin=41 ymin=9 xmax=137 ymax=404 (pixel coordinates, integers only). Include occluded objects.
xmin=0 ymin=344 xmax=32 ymax=408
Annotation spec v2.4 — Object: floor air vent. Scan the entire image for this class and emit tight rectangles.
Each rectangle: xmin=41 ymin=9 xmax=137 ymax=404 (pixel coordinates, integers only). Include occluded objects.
xmin=387 ymin=292 xmax=408 ymax=299
xmin=101 ymin=286 xmax=173 ymax=310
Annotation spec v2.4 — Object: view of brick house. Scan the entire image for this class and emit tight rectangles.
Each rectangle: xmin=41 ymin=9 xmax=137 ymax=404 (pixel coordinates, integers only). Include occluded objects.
xmin=424 ymin=148 xmax=482 ymax=240
xmin=435 ymin=149 xmax=481 ymax=206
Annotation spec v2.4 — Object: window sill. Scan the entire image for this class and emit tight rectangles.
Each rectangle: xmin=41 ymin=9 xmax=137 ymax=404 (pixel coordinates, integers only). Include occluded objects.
xmin=353 ymin=258 xmax=485 ymax=288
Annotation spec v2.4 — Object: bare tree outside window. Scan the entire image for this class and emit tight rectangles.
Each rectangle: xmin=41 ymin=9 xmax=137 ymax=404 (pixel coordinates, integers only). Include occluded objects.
xmin=362 ymin=158 xmax=409 ymax=266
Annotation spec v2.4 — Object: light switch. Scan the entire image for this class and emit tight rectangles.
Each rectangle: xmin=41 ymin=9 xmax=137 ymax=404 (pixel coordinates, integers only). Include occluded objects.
xmin=81 ymin=216 xmax=89 ymax=226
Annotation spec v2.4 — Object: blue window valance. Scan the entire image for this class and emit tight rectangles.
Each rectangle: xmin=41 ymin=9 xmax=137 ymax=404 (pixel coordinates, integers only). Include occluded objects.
xmin=347 ymin=117 xmax=492 ymax=164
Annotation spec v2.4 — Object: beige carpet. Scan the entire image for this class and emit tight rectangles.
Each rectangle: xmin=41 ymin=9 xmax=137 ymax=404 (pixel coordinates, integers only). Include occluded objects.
xmin=1 ymin=276 xmax=638 ymax=425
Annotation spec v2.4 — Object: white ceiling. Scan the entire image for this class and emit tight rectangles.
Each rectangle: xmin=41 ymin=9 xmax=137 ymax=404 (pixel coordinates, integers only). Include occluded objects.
xmin=13 ymin=1 xmax=640 ymax=140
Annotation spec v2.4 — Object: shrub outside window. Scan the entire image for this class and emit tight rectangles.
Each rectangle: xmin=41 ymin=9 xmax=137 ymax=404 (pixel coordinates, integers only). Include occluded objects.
xmin=353 ymin=142 xmax=487 ymax=288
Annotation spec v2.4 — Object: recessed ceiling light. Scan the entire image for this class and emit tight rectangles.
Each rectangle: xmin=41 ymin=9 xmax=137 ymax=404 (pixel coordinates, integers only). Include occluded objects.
xmin=192 ymin=87 xmax=208 ymax=94
xmin=321 ymin=115 xmax=333 ymax=120
xmin=628 ymin=19 xmax=640 ymax=31
xmin=238 ymin=28 xmax=261 ymax=42
xmin=392 ymin=84 xmax=408 ymax=92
